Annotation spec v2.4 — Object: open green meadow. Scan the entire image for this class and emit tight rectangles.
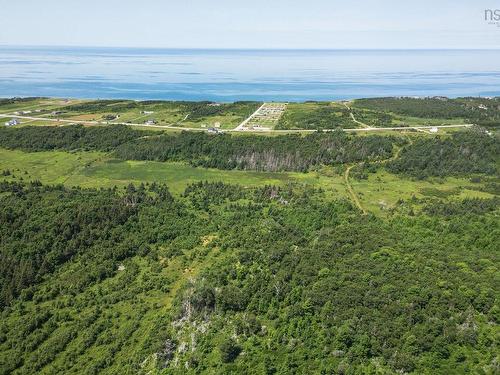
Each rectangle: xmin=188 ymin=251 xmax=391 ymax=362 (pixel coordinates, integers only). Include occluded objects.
xmin=1 ymin=145 xmax=496 ymax=216
xmin=0 ymin=148 xmax=347 ymax=197
xmin=351 ymin=169 xmax=497 ymax=215
xmin=0 ymin=98 xmax=88 ymax=115
xmin=392 ymin=115 xmax=468 ymax=126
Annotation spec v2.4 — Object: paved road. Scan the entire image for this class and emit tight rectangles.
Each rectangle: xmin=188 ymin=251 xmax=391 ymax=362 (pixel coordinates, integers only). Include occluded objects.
xmin=268 ymin=124 xmax=474 ymax=133
xmin=0 ymin=113 xmax=204 ymax=131
xmin=0 ymin=113 xmax=474 ymax=133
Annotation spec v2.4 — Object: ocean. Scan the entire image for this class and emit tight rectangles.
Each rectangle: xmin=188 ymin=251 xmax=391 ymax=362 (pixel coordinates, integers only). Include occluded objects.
xmin=1 ymin=46 xmax=500 ymax=102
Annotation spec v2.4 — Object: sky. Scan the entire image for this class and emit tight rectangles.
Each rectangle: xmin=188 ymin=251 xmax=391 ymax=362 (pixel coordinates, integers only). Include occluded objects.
xmin=0 ymin=0 xmax=499 ymax=49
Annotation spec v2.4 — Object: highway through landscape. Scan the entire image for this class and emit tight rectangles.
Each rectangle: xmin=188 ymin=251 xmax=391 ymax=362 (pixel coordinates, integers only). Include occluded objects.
xmin=0 ymin=112 xmax=474 ymax=133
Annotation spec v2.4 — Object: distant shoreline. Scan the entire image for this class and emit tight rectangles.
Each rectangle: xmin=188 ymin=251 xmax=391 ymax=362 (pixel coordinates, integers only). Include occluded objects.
xmin=1 ymin=95 xmax=499 ymax=104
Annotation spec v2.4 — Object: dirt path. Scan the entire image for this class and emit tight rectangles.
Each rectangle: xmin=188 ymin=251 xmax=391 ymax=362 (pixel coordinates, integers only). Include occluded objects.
xmin=344 ymin=164 xmax=367 ymax=215
xmin=343 ymin=134 xmax=413 ymax=214
xmin=342 ymin=101 xmax=372 ymax=129
xmin=60 ymin=154 xmax=104 ymax=185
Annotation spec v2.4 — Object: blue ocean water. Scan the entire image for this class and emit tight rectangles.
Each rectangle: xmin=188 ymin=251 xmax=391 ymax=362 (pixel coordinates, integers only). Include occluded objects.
xmin=1 ymin=46 xmax=500 ymax=101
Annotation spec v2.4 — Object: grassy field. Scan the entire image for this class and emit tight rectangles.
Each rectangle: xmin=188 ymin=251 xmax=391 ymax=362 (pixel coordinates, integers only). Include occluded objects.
xmin=1 ymin=147 xmax=496 ymax=216
xmin=0 ymin=148 xmax=103 ymax=184
xmin=0 ymin=98 xmax=87 ymax=114
xmin=1 ymin=99 xmax=261 ymax=130
xmin=0 ymin=148 xmax=347 ymax=197
xmin=351 ymin=169 xmax=497 ymax=215
xmin=392 ymin=116 xmax=468 ymax=126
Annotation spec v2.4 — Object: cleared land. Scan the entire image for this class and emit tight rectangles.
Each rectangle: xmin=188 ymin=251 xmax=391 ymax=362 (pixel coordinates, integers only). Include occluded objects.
xmin=276 ymin=102 xmax=359 ymax=130
xmin=0 ymin=99 xmax=261 ymax=131
xmin=352 ymin=169 xmax=497 ymax=215
xmin=0 ymin=148 xmax=346 ymax=197
xmin=1 ymin=97 xmax=490 ymax=134
xmin=0 ymin=147 xmax=495 ymax=216
xmin=237 ymin=102 xmax=288 ymax=131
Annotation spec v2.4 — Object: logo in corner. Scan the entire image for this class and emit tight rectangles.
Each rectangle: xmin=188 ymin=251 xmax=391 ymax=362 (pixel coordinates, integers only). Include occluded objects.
xmin=484 ymin=9 xmax=500 ymax=27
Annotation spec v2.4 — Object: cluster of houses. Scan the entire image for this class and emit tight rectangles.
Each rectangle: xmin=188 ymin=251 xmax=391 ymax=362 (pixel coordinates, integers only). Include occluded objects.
xmin=201 ymin=122 xmax=222 ymax=133
xmin=12 ymin=110 xmax=41 ymax=115
xmin=245 ymin=102 xmax=288 ymax=130
xmin=4 ymin=119 xmax=20 ymax=127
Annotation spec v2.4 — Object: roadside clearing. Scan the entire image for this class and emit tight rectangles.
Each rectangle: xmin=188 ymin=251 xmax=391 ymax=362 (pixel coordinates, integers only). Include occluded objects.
xmin=0 ymin=113 xmax=473 ymax=134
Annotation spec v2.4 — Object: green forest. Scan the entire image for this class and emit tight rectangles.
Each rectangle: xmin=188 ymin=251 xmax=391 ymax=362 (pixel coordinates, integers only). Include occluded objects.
xmin=0 ymin=119 xmax=498 ymax=374
xmin=353 ymin=97 xmax=500 ymax=127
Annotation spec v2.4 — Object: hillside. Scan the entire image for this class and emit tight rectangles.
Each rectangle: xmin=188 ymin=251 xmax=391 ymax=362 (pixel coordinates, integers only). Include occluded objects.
xmin=0 ymin=116 xmax=498 ymax=374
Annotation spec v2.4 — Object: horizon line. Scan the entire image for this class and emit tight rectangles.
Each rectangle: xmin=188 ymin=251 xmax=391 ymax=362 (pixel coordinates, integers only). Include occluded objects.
xmin=1 ymin=44 xmax=500 ymax=51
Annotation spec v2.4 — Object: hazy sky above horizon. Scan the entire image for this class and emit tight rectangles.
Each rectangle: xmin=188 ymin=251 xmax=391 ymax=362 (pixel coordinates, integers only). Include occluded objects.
xmin=1 ymin=0 xmax=499 ymax=49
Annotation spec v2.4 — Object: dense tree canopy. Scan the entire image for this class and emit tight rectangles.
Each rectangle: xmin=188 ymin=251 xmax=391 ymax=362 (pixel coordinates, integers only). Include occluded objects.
xmin=354 ymin=97 xmax=500 ymax=126
xmin=0 ymin=181 xmax=498 ymax=374
xmin=387 ymin=128 xmax=499 ymax=178
xmin=113 ymin=131 xmax=397 ymax=172
xmin=0 ymin=126 xmax=397 ymax=172
xmin=0 ymin=125 xmax=149 ymax=152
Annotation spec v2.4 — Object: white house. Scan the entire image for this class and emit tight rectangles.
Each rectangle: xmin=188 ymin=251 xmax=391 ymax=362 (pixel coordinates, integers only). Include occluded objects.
xmin=4 ymin=119 xmax=20 ymax=126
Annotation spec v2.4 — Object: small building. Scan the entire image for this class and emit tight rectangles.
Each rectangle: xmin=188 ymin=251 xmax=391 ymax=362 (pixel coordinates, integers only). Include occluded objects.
xmin=478 ymin=104 xmax=488 ymax=110
xmin=102 ymin=114 xmax=118 ymax=121
xmin=142 ymin=111 xmax=154 ymax=115
xmin=4 ymin=119 xmax=20 ymax=126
